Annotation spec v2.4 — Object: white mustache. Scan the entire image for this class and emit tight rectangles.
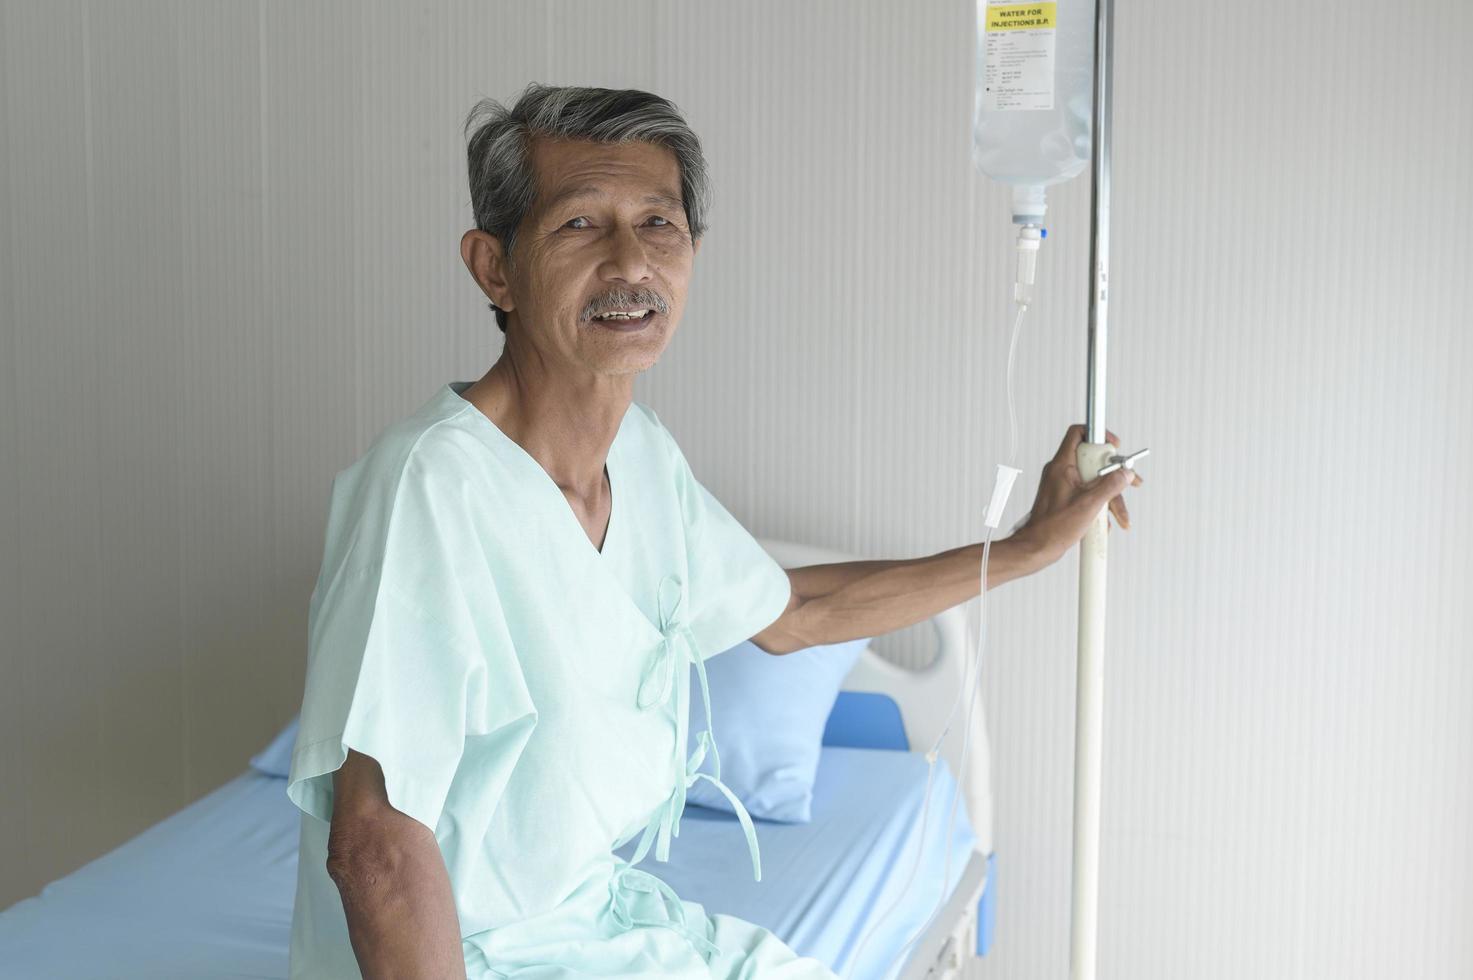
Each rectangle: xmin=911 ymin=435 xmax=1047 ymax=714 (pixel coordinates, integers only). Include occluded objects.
xmin=587 ymin=301 xmax=664 ymax=317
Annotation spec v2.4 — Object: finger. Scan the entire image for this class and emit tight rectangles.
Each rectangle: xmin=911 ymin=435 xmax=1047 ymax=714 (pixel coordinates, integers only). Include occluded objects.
xmin=1056 ymin=424 xmax=1086 ymax=466
xmin=1110 ymin=495 xmax=1130 ymax=529
xmin=1105 ymin=429 xmax=1119 ymax=447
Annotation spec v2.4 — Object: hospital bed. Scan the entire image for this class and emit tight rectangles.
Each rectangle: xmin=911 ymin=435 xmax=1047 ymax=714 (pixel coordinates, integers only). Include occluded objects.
xmin=0 ymin=537 xmax=996 ymax=979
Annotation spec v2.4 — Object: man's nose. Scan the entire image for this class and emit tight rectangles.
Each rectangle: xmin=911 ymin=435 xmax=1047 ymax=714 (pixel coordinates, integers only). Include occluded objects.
xmin=600 ymin=224 xmax=653 ymax=285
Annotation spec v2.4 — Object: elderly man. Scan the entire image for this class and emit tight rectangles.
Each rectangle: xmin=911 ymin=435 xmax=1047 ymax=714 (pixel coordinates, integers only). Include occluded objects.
xmin=284 ymin=83 xmax=1138 ymax=979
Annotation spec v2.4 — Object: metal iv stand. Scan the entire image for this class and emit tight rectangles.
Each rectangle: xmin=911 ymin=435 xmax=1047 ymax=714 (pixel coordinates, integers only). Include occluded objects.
xmin=1071 ymin=0 xmax=1150 ymax=978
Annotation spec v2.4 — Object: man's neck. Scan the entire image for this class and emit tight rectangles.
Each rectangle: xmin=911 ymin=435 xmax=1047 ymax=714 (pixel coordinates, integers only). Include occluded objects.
xmin=462 ymin=356 xmax=629 ymax=503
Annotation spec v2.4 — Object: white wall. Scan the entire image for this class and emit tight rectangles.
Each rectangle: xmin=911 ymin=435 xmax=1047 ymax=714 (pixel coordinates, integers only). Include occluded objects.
xmin=2 ymin=1 xmax=1469 ymax=977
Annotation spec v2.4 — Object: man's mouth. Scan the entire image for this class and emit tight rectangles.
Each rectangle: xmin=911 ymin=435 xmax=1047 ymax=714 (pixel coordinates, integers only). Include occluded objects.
xmin=590 ymin=309 xmax=654 ymax=322
xmin=589 ymin=309 xmax=658 ymax=331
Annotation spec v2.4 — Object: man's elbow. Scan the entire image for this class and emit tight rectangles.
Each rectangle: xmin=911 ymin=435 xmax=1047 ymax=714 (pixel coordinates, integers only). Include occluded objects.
xmin=325 ymin=797 xmax=425 ymax=903
xmin=326 ymin=823 xmax=400 ymax=898
xmin=750 ymin=587 xmax=810 ymax=655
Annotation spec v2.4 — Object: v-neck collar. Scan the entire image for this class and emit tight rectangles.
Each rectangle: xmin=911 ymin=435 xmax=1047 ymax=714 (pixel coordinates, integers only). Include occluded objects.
xmin=442 ymin=381 xmax=628 ymax=559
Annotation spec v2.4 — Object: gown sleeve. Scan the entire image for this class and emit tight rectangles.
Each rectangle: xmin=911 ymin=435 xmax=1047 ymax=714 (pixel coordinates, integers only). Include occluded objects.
xmin=286 ymin=448 xmax=537 ymax=836
xmin=656 ymin=417 xmax=793 ymax=660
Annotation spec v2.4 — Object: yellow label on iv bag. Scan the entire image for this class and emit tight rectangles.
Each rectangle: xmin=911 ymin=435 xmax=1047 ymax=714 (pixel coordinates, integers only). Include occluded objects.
xmin=981 ymin=0 xmax=1057 ymax=112
xmin=985 ymin=2 xmax=1056 ymax=32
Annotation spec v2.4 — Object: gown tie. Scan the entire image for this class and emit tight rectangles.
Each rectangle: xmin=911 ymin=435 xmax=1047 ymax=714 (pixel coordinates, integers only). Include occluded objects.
xmin=607 ymin=859 xmax=722 ymax=961
xmin=629 ymin=572 xmax=763 ymax=884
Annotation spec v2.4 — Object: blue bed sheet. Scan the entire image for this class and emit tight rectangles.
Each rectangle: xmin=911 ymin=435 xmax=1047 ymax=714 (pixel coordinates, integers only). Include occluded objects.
xmin=0 ymin=747 xmax=981 ymax=979
xmin=619 ymin=746 xmax=981 ymax=980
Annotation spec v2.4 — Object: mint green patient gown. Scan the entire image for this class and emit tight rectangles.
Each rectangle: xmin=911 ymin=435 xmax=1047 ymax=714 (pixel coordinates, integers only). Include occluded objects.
xmin=285 ymin=381 xmax=838 ymax=979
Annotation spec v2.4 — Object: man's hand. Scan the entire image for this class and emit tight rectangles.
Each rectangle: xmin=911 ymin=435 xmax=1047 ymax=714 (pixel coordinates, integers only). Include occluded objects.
xmin=1012 ymin=424 xmax=1142 ymax=568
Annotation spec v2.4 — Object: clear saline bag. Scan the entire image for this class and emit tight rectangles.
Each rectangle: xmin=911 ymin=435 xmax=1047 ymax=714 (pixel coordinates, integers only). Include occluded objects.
xmin=972 ymin=0 xmax=1095 ymax=223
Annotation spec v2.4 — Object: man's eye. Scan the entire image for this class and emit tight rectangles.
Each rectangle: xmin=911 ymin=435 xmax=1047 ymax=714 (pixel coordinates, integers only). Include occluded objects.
xmin=564 ymin=215 xmax=671 ymax=230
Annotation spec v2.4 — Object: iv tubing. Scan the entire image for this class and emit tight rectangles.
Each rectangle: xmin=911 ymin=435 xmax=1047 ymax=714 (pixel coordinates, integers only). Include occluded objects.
xmin=846 ymin=295 xmax=1030 ymax=980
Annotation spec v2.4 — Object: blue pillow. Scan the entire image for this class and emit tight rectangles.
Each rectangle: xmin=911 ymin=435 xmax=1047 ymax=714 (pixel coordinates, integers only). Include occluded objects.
xmin=685 ymin=636 xmax=871 ymax=823
xmin=250 ymin=714 xmax=299 ymax=777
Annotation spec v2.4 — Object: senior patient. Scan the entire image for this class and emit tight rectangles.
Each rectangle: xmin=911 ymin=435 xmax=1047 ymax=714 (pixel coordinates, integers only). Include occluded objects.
xmin=284 ymin=83 xmax=1140 ymax=980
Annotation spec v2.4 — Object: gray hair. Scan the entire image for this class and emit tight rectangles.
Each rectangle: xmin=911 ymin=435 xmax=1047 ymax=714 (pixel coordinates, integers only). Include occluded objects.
xmin=463 ymin=83 xmax=712 ymax=333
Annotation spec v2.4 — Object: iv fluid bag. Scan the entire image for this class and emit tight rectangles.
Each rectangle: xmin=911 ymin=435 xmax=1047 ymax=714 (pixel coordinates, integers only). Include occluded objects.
xmin=972 ymin=0 xmax=1094 ymax=222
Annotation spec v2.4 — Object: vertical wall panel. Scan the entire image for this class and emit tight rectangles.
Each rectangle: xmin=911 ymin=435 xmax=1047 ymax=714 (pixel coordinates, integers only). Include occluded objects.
xmin=175 ymin=0 xmax=278 ymax=795
xmin=1 ymin=5 xmax=1469 ymax=980
xmin=86 ymin=0 xmax=188 ymax=839
xmin=0 ymin=0 xmax=24 ymax=904
xmin=1 ymin=0 xmax=109 ymax=897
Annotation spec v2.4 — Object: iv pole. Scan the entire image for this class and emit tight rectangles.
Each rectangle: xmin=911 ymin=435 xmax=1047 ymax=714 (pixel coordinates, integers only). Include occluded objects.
xmin=1071 ymin=0 xmax=1146 ymax=977
xmin=1070 ymin=0 xmax=1112 ymax=971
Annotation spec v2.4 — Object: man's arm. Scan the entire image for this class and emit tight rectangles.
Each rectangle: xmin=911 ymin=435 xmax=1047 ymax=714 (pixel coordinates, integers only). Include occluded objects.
xmin=325 ymin=749 xmax=468 ymax=980
xmin=750 ymin=535 xmax=1044 ymax=655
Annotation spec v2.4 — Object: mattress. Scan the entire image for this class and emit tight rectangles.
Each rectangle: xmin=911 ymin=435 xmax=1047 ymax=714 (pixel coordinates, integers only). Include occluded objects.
xmin=0 ymin=746 xmax=979 ymax=980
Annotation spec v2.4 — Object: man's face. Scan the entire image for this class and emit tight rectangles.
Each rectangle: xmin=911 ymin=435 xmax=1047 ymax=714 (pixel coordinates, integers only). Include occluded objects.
xmin=490 ymin=136 xmax=701 ymax=378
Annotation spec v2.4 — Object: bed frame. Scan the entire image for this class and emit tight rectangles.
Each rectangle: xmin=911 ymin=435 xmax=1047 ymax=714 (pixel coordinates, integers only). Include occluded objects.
xmin=757 ymin=537 xmax=995 ymax=980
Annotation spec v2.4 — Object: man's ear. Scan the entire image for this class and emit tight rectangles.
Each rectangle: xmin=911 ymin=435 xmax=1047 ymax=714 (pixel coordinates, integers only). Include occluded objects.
xmin=692 ymin=235 xmax=702 ymax=258
xmin=460 ymin=229 xmax=515 ymax=313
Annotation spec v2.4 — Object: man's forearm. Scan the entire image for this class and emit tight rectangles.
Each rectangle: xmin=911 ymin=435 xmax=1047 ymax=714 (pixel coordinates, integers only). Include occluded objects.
xmin=784 ymin=536 xmax=1044 ymax=649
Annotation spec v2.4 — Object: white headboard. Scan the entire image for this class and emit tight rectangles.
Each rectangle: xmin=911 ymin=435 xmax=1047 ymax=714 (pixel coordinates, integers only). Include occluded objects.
xmin=755 ymin=537 xmax=994 ymax=856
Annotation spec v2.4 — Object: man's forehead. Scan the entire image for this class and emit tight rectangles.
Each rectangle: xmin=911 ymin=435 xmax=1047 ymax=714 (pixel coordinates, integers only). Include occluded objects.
xmin=531 ymin=138 xmax=683 ymax=212
xmin=544 ymin=182 xmax=685 ymax=213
